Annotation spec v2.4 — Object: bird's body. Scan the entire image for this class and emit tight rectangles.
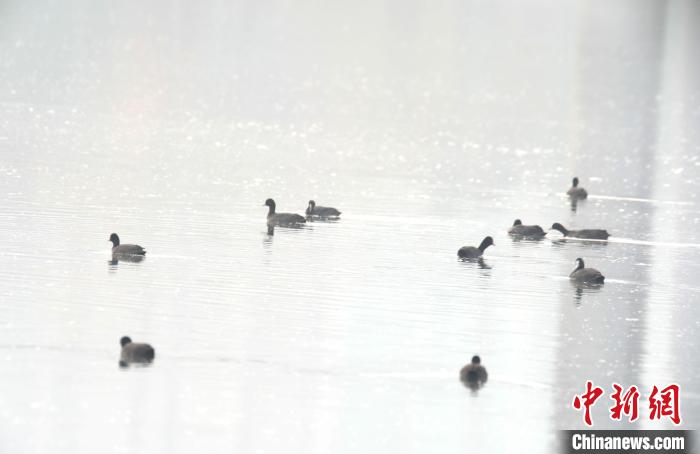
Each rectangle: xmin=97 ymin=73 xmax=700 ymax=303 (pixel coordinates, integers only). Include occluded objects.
xmin=109 ymin=233 xmax=146 ymax=256
xmin=264 ymin=199 xmax=306 ymax=227
xmin=460 ymin=355 xmax=488 ymax=389
xmin=306 ymin=200 xmax=341 ymax=218
xmin=458 ymin=236 xmax=494 ymax=259
xmin=269 ymin=212 xmax=306 ymax=226
xmin=457 ymin=247 xmax=481 ymax=259
xmin=551 ymin=223 xmax=610 ymax=240
xmin=567 ymin=177 xmax=588 ymax=199
xmin=569 ymin=258 xmax=605 ymax=284
xmin=119 ymin=336 xmax=155 ymax=366
xmin=508 ymin=219 xmax=545 ymax=238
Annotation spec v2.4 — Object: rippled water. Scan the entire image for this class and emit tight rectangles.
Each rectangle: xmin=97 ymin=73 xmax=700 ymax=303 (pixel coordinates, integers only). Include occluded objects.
xmin=1 ymin=0 xmax=699 ymax=453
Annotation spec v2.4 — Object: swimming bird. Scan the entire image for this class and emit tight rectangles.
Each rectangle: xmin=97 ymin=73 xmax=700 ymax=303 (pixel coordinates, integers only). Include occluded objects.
xmin=109 ymin=233 xmax=146 ymax=255
xmin=264 ymin=198 xmax=306 ymax=226
xmin=567 ymin=177 xmax=588 ymax=199
xmin=569 ymin=258 xmax=605 ymax=284
xmin=508 ymin=219 xmax=545 ymax=237
xmin=460 ymin=355 xmax=488 ymax=388
xmin=119 ymin=336 xmax=155 ymax=366
xmin=458 ymin=236 xmax=494 ymax=259
xmin=550 ymin=223 xmax=610 ymax=240
xmin=306 ymin=200 xmax=341 ymax=218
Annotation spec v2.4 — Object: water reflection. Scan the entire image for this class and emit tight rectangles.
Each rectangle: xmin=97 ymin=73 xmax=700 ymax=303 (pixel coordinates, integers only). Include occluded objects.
xmin=477 ymin=258 xmax=492 ymax=270
xmin=462 ymin=381 xmax=485 ymax=393
xmin=119 ymin=360 xmax=154 ymax=368
xmin=571 ymin=282 xmax=605 ymax=306
xmin=458 ymin=257 xmax=492 ymax=270
xmin=509 ymin=235 xmax=546 ymax=243
xmin=569 ymin=197 xmax=582 ymax=212
xmin=550 ymin=238 xmax=610 ymax=249
xmin=305 ymin=216 xmax=342 ymax=223
xmin=110 ymin=253 xmax=146 ymax=264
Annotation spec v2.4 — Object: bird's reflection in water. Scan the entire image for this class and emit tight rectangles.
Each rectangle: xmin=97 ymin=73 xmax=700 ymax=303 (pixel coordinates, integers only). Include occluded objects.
xmin=510 ymin=235 xmax=546 ymax=244
xmin=118 ymin=360 xmax=154 ymax=369
xmin=305 ymin=216 xmax=341 ymax=223
xmin=108 ymin=259 xmax=119 ymax=273
xmin=462 ymin=380 xmax=484 ymax=394
xmin=108 ymin=254 xmax=145 ymax=272
xmin=458 ymin=257 xmax=492 ymax=270
xmin=263 ymin=226 xmax=275 ymax=251
xmin=477 ymin=258 xmax=491 ymax=270
xmin=282 ymin=224 xmax=306 ymax=229
xmin=550 ymin=238 xmax=609 ymax=250
xmin=266 ymin=222 xmax=310 ymax=237
xmin=569 ymin=197 xmax=587 ymax=212
xmin=571 ymin=281 xmax=604 ymax=305
xmin=111 ymin=254 xmax=145 ymax=264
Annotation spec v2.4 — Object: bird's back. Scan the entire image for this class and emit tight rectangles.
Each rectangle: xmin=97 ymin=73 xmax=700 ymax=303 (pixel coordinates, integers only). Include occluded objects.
xmin=458 ymin=246 xmax=481 ymax=259
xmin=571 ymin=268 xmax=605 ymax=283
xmin=121 ymin=343 xmax=155 ymax=363
xmin=113 ymin=244 xmax=146 ymax=255
xmin=312 ymin=206 xmax=341 ymax=217
xmin=460 ymin=364 xmax=488 ymax=385
xmin=567 ymin=187 xmax=588 ymax=199
xmin=269 ymin=212 xmax=306 ymax=226
xmin=509 ymin=224 xmax=545 ymax=237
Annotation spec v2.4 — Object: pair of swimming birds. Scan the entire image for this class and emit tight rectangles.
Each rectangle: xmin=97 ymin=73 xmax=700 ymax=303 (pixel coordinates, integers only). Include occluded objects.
xmin=265 ymin=198 xmax=341 ymax=227
xmin=509 ymin=220 xmax=609 ymax=240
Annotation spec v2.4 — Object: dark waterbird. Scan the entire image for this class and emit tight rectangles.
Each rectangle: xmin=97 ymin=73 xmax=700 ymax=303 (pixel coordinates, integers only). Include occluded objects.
xmin=566 ymin=177 xmax=588 ymax=199
xmin=109 ymin=233 xmax=146 ymax=256
xmin=508 ymin=219 xmax=545 ymax=238
xmin=569 ymin=258 xmax=605 ymax=284
xmin=458 ymin=236 xmax=494 ymax=259
xmin=264 ymin=198 xmax=306 ymax=227
xmin=550 ymin=223 xmax=610 ymax=240
xmin=306 ymin=200 xmax=341 ymax=218
xmin=119 ymin=336 xmax=155 ymax=367
xmin=460 ymin=355 xmax=488 ymax=389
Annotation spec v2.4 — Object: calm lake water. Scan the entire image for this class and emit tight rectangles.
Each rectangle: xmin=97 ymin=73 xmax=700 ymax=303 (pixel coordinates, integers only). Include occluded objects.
xmin=1 ymin=0 xmax=699 ymax=453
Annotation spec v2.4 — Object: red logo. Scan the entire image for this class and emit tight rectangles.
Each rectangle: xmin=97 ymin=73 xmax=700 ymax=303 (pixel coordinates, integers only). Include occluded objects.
xmin=573 ymin=382 xmax=681 ymax=426
xmin=573 ymin=380 xmax=604 ymax=426
xmin=649 ymin=384 xmax=681 ymax=425
xmin=610 ymin=383 xmax=639 ymax=422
